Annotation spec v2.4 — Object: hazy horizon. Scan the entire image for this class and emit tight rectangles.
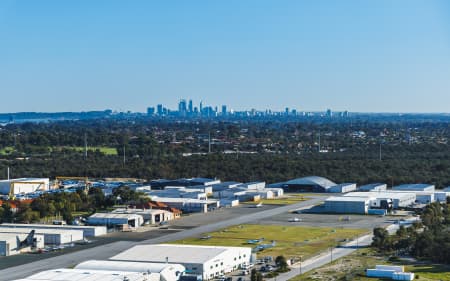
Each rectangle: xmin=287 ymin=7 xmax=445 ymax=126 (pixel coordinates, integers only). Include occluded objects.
xmin=1 ymin=0 xmax=450 ymax=113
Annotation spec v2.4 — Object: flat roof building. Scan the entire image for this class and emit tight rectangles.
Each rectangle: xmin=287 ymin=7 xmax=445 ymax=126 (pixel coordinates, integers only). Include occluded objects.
xmin=344 ymin=191 xmax=416 ymax=209
xmin=0 ymin=227 xmax=83 ymax=245
xmin=87 ymin=213 xmax=144 ymax=228
xmin=324 ymin=196 xmax=371 ymax=214
xmin=359 ymin=183 xmax=387 ymax=192
xmin=0 ymin=223 xmax=107 ymax=238
xmin=75 ymin=260 xmax=185 ymax=281
xmin=111 ymin=244 xmax=252 ymax=280
xmin=152 ymin=197 xmax=219 ymax=213
xmin=392 ymin=184 xmax=435 ymax=192
xmin=12 ymin=268 xmax=156 ymax=281
xmin=0 ymin=178 xmax=50 ymax=195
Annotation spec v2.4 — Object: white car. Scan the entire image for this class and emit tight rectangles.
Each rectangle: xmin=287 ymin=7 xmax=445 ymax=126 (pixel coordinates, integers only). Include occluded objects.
xmin=288 ymin=217 xmax=301 ymax=222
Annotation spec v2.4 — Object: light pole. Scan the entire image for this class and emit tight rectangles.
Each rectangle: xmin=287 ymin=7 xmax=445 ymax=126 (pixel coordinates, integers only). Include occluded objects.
xmin=299 ymin=256 xmax=302 ymax=275
xmin=330 ymin=247 xmax=333 ymax=263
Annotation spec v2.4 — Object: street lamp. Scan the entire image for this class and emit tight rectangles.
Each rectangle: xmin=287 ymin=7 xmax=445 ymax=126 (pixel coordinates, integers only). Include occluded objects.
xmin=330 ymin=247 xmax=333 ymax=263
xmin=299 ymin=256 xmax=302 ymax=275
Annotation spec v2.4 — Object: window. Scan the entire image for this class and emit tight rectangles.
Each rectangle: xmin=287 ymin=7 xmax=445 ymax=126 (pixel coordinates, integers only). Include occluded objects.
xmin=220 ymin=262 xmax=223 ymax=266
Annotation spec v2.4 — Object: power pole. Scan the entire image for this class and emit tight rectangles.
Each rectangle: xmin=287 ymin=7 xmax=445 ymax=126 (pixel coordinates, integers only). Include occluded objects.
xmin=379 ymin=142 xmax=382 ymax=161
xmin=123 ymin=145 xmax=126 ymax=167
xmin=84 ymin=133 xmax=88 ymax=159
xmin=208 ymin=132 xmax=211 ymax=154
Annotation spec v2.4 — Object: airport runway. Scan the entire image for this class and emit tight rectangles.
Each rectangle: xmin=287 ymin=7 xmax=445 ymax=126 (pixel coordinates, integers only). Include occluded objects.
xmin=0 ymin=197 xmax=324 ymax=280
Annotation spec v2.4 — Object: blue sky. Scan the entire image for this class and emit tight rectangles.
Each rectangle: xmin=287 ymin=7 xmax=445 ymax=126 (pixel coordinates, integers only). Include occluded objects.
xmin=1 ymin=0 xmax=450 ymax=113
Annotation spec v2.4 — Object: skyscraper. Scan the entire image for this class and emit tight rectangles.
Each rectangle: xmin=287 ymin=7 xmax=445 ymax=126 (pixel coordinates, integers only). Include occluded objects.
xmin=157 ymin=104 xmax=163 ymax=116
xmin=178 ymin=99 xmax=187 ymax=116
xmin=221 ymin=105 xmax=227 ymax=116
xmin=188 ymin=99 xmax=193 ymax=113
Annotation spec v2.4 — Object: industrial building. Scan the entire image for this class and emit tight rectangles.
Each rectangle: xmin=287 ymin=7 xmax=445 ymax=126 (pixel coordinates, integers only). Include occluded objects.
xmin=280 ymin=176 xmax=337 ymax=192
xmin=0 ymin=178 xmax=50 ymax=195
xmin=111 ymin=244 xmax=252 ymax=280
xmin=87 ymin=213 xmax=144 ymax=228
xmin=0 ymin=227 xmax=83 ymax=245
xmin=359 ymin=183 xmax=387 ymax=192
xmin=366 ymin=265 xmax=414 ymax=281
xmin=75 ymin=260 xmax=185 ymax=281
xmin=344 ymin=191 xmax=416 ymax=209
xmin=151 ymin=197 xmax=219 ymax=213
xmin=0 ymin=232 xmax=44 ymax=256
xmin=0 ymin=223 xmax=107 ymax=238
xmin=12 ymin=268 xmax=156 ymax=281
xmin=111 ymin=208 xmax=174 ymax=225
xmin=327 ymin=183 xmax=357 ymax=193
xmin=392 ymin=184 xmax=435 ymax=192
xmin=324 ymin=196 xmax=371 ymax=214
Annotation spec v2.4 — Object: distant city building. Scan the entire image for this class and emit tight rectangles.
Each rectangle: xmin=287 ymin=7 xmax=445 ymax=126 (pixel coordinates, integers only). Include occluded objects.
xmin=221 ymin=105 xmax=227 ymax=115
xmin=147 ymin=107 xmax=155 ymax=116
xmin=157 ymin=104 xmax=163 ymax=116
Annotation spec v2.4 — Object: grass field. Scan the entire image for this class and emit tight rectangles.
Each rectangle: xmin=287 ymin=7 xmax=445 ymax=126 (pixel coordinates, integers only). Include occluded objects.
xmin=289 ymin=248 xmax=450 ymax=281
xmin=58 ymin=146 xmax=118 ymax=155
xmin=170 ymin=224 xmax=367 ymax=259
xmin=245 ymin=194 xmax=309 ymax=205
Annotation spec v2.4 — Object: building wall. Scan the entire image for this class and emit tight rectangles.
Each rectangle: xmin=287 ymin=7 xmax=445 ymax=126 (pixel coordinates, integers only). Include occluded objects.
xmin=203 ymin=248 xmax=252 ymax=280
xmin=324 ymin=200 xmax=368 ymax=214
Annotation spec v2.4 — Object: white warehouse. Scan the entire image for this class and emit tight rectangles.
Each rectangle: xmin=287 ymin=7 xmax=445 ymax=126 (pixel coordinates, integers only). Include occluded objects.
xmin=111 ymin=244 xmax=252 ymax=280
xmin=0 ymin=178 xmax=49 ymax=195
xmin=324 ymin=196 xmax=371 ymax=214
xmin=12 ymin=268 xmax=156 ymax=281
xmin=344 ymin=192 xmax=416 ymax=209
xmin=0 ymin=223 xmax=107 ymax=238
xmin=0 ymin=227 xmax=83 ymax=245
xmin=0 ymin=232 xmax=45 ymax=256
xmin=75 ymin=260 xmax=185 ymax=281
xmin=87 ymin=213 xmax=144 ymax=228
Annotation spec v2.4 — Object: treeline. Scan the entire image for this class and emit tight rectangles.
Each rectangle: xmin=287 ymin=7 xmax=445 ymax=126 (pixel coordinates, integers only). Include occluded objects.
xmin=0 ymin=119 xmax=449 ymax=187
xmin=1 ymin=151 xmax=449 ymax=187
xmin=372 ymin=200 xmax=450 ymax=264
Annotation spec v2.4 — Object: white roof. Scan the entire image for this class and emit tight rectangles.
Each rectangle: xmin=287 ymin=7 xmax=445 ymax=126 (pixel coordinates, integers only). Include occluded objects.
xmin=21 ymin=268 xmax=154 ymax=281
xmin=76 ymin=260 xmax=185 ymax=274
xmin=0 ymin=227 xmax=83 ymax=235
xmin=344 ymin=191 xmax=415 ymax=199
xmin=89 ymin=213 xmax=142 ymax=219
xmin=112 ymin=244 xmax=251 ymax=264
xmin=0 ymin=232 xmax=44 ymax=242
xmin=325 ymin=196 xmax=372 ymax=202
xmin=153 ymin=197 xmax=218 ymax=204
xmin=0 ymin=223 xmax=105 ymax=230
xmin=112 ymin=209 xmax=169 ymax=215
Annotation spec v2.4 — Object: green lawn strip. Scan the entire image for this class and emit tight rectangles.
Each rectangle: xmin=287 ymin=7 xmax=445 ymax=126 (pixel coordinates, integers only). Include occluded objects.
xmin=169 ymin=224 xmax=367 ymax=259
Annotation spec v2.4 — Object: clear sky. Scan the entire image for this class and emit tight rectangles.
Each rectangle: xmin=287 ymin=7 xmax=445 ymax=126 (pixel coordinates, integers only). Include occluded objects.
xmin=1 ymin=0 xmax=450 ymax=113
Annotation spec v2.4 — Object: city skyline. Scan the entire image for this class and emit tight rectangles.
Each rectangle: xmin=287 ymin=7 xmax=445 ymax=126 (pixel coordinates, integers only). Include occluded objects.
xmin=1 ymin=1 xmax=450 ymax=113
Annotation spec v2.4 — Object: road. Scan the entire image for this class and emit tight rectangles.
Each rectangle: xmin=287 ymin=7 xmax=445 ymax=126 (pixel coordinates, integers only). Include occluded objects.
xmin=0 ymin=197 xmax=324 ymax=281
xmin=266 ymin=218 xmax=413 ymax=281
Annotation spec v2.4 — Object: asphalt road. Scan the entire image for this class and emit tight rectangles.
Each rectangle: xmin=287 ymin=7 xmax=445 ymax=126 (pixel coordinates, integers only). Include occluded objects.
xmin=0 ymin=197 xmax=324 ymax=281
